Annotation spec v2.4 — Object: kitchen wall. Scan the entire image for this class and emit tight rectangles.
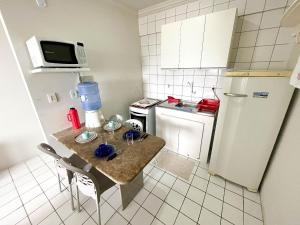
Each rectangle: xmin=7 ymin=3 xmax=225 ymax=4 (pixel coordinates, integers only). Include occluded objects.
xmin=138 ymin=0 xmax=297 ymax=101
xmin=0 ymin=0 xmax=142 ymax=155
xmin=260 ymin=90 xmax=300 ymax=225
xmin=0 ymin=22 xmax=44 ymax=169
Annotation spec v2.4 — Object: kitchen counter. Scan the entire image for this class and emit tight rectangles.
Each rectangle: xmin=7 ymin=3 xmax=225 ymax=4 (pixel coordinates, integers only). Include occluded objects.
xmin=157 ymin=100 xmax=215 ymax=117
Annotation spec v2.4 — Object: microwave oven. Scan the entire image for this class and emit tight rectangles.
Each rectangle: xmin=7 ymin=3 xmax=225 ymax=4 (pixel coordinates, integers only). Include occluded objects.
xmin=26 ymin=36 xmax=88 ymax=68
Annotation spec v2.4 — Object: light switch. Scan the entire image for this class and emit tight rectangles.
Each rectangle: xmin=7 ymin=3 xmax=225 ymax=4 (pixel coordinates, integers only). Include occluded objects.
xmin=47 ymin=93 xmax=58 ymax=103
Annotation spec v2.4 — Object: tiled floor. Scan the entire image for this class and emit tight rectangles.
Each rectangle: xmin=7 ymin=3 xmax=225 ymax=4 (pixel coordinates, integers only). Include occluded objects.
xmin=0 ymin=152 xmax=264 ymax=225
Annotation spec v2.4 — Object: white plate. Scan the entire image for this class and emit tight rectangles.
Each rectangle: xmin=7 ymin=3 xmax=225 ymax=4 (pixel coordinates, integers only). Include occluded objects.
xmin=75 ymin=131 xmax=98 ymax=144
xmin=104 ymin=122 xmax=122 ymax=132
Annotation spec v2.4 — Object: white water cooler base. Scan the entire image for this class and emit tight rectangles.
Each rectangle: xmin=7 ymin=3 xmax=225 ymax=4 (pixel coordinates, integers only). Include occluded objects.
xmin=85 ymin=110 xmax=104 ymax=128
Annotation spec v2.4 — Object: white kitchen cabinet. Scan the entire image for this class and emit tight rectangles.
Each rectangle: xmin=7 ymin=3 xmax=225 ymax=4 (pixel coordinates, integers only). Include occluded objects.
xmin=161 ymin=21 xmax=181 ymax=68
xmin=160 ymin=8 xmax=237 ymax=69
xmin=179 ymin=16 xmax=205 ymax=68
xmin=156 ymin=106 xmax=215 ymax=162
xmin=201 ymin=8 xmax=237 ymax=68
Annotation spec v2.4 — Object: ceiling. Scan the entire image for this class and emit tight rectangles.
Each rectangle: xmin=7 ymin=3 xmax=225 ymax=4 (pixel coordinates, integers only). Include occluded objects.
xmin=115 ymin=0 xmax=169 ymax=10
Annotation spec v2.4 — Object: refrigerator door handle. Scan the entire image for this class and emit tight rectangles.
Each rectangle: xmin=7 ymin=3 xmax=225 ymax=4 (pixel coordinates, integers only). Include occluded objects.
xmin=224 ymin=93 xmax=248 ymax=97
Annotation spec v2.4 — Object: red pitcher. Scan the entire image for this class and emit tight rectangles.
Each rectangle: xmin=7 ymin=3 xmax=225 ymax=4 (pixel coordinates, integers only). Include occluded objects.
xmin=67 ymin=108 xmax=81 ymax=129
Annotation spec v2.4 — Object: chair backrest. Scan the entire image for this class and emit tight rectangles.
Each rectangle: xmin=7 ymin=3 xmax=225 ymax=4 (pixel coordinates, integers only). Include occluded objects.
xmin=125 ymin=119 xmax=143 ymax=132
xmin=59 ymin=158 xmax=100 ymax=201
xmin=37 ymin=143 xmax=61 ymax=160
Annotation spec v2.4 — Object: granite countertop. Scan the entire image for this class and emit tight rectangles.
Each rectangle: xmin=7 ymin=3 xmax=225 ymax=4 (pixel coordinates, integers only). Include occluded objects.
xmin=52 ymin=126 xmax=165 ymax=185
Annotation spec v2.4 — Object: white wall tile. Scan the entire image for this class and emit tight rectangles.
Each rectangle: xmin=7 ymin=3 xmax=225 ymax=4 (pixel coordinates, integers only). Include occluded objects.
xmin=187 ymin=10 xmax=199 ymax=18
xmin=176 ymin=4 xmax=187 ymax=15
xmin=166 ymin=8 xmax=176 ymax=17
xmin=166 ymin=16 xmax=175 ymax=23
xmin=276 ymin=27 xmax=294 ymax=44
xmin=271 ymin=44 xmax=293 ymax=61
xmin=252 ymin=46 xmax=274 ymax=61
xmin=236 ymin=47 xmax=254 ymax=62
xmin=149 ymin=45 xmax=156 ymax=56
xmin=260 ymin=8 xmax=285 ymax=29
xmin=155 ymin=11 xmax=166 ymax=20
xmin=245 ymin=0 xmax=266 ymax=14
xmin=148 ymin=14 xmax=156 ymax=22
xmin=187 ymin=1 xmax=200 ymax=12
xmin=242 ymin=13 xmax=263 ymax=31
xmin=199 ymin=6 xmax=213 ymax=15
xmin=156 ymin=19 xmax=165 ymax=33
xmin=139 ymin=24 xmax=147 ymax=36
xmin=256 ymin=28 xmax=279 ymax=46
xmin=139 ymin=16 xmax=147 ymax=25
xmin=148 ymin=22 xmax=156 ymax=34
xmin=265 ymin=0 xmax=287 ymax=10
xmin=140 ymin=36 xmax=148 ymax=46
xmin=239 ymin=31 xmax=258 ymax=47
xmin=176 ymin=14 xmax=187 ymax=21
xmin=213 ymin=3 xmax=229 ymax=12
xmin=148 ymin=34 xmax=156 ymax=45
xmin=200 ymin=0 xmax=214 ymax=8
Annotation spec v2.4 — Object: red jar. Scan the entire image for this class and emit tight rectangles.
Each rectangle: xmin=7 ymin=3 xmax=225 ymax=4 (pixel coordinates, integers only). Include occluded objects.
xmin=67 ymin=108 xmax=81 ymax=129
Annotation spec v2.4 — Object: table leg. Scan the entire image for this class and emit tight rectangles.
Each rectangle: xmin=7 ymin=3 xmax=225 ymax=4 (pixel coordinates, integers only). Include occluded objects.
xmin=119 ymin=171 xmax=144 ymax=210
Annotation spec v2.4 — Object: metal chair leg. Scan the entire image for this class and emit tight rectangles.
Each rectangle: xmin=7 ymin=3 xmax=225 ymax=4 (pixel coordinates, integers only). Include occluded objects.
xmin=69 ymin=182 xmax=75 ymax=211
xmin=96 ymin=198 xmax=101 ymax=225
xmin=57 ymin=174 xmax=62 ymax=192
xmin=76 ymin=185 xmax=81 ymax=212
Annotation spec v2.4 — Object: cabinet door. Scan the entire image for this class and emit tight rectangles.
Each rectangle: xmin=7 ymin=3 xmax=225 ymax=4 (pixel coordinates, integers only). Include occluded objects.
xmin=177 ymin=118 xmax=204 ymax=160
xmin=201 ymin=8 xmax=237 ymax=68
xmin=156 ymin=112 xmax=179 ymax=152
xmin=179 ymin=16 xmax=205 ymax=68
xmin=161 ymin=21 xmax=181 ymax=68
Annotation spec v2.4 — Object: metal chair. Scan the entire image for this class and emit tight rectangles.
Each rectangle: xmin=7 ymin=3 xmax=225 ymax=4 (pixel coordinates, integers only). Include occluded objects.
xmin=59 ymin=157 xmax=115 ymax=225
xmin=125 ymin=119 xmax=143 ymax=132
xmin=37 ymin=143 xmax=87 ymax=210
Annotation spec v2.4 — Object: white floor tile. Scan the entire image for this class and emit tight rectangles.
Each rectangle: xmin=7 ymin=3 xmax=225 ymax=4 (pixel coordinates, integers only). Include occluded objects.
xmin=0 ymin=197 xmax=23 ymax=219
xmin=64 ymin=209 xmax=89 ymax=225
xmin=152 ymin=182 xmax=170 ymax=200
xmin=225 ymin=181 xmax=243 ymax=196
xmin=16 ymin=179 xmax=39 ymax=195
xmin=131 ymin=207 xmax=154 ymax=225
xmin=24 ymin=193 xmax=48 ymax=214
xmin=195 ymin=167 xmax=210 ymax=180
xmin=244 ymin=189 xmax=261 ymax=203
xmin=151 ymin=218 xmax=164 ymax=225
xmin=134 ymin=188 xmax=149 ymax=205
xmin=0 ymin=182 xmax=16 ymax=197
xmin=186 ymin=186 xmax=205 ymax=205
xmin=244 ymin=198 xmax=263 ymax=220
xmin=207 ymin=182 xmax=224 ymax=200
xmin=9 ymin=163 xmax=30 ymax=180
xmin=0 ymin=188 xmax=19 ymax=207
xmin=14 ymin=173 xmax=36 ymax=188
xmin=56 ymin=200 xmax=74 ymax=221
xmin=181 ymin=198 xmax=201 ymax=222
xmin=203 ymin=194 xmax=223 ymax=216
xmin=16 ymin=217 xmax=31 ymax=225
xmin=83 ymin=198 xmax=104 ymax=216
xmin=244 ymin=213 xmax=264 ymax=225
xmin=39 ymin=212 xmax=62 ymax=225
xmin=0 ymin=206 xmax=27 ymax=225
xmin=143 ymin=164 xmax=154 ymax=175
xmin=191 ymin=176 xmax=208 ymax=191
xmin=224 ymin=190 xmax=243 ymax=210
xmin=118 ymin=200 xmax=140 ymax=221
xmin=101 ymin=186 xmax=117 ymax=200
xmin=222 ymin=203 xmax=243 ymax=225
xmin=172 ymin=179 xmax=189 ymax=196
xmin=149 ymin=168 xmax=164 ymax=181
xmin=92 ymin=202 xmax=115 ymax=225
xmin=165 ymin=190 xmax=184 ymax=210
xmin=29 ymin=202 xmax=54 ymax=225
xmin=142 ymin=193 xmax=163 ymax=215
xmin=156 ymin=203 xmax=178 ymax=225
xmin=175 ymin=212 xmax=196 ymax=225
xmin=210 ymin=175 xmax=226 ymax=187
xmin=159 ymin=173 xmax=176 ymax=188
xmin=44 ymin=184 xmax=61 ymax=200
xmin=198 ymin=207 xmax=221 ymax=225
xmin=20 ymin=185 xmax=43 ymax=204
xmin=106 ymin=212 xmax=128 ymax=225
xmin=26 ymin=156 xmax=45 ymax=172
xmin=50 ymin=188 xmax=73 ymax=209
xmin=0 ymin=173 xmax=12 ymax=188
xmin=221 ymin=218 xmax=233 ymax=225
xmin=107 ymin=188 xmax=122 ymax=210
xmin=40 ymin=176 xmax=58 ymax=192
xmin=144 ymin=175 xmax=158 ymax=191
xmin=82 ymin=217 xmax=97 ymax=225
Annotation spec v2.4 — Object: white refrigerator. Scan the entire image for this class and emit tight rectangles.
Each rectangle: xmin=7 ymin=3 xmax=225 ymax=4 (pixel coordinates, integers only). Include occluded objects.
xmin=209 ymin=73 xmax=294 ymax=192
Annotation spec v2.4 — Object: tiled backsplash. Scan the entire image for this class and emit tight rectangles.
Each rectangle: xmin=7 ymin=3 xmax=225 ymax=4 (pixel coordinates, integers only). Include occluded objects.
xmin=138 ymin=0 xmax=296 ymax=101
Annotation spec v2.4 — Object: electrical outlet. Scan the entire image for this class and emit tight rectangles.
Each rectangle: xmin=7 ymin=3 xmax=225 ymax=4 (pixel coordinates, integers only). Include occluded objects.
xmin=47 ymin=93 xmax=58 ymax=103
xmin=36 ymin=0 xmax=47 ymax=8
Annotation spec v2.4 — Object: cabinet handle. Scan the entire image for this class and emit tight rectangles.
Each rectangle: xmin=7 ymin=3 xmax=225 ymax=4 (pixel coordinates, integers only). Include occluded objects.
xmin=224 ymin=93 xmax=248 ymax=97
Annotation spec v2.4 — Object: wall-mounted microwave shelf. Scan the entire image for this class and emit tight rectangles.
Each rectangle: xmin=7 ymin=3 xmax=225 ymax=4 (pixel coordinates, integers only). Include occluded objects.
xmin=30 ymin=67 xmax=90 ymax=74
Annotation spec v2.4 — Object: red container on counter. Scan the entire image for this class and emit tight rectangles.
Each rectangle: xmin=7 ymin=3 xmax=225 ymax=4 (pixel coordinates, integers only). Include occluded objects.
xmin=67 ymin=108 xmax=81 ymax=129
xmin=196 ymin=99 xmax=220 ymax=113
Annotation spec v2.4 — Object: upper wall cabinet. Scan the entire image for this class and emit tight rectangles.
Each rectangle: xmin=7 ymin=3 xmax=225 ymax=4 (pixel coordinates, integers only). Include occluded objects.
xmin=161 ymin=8 xmax=237 ymax=69
xmin=161 ymin=21 xmax=181 ymax=68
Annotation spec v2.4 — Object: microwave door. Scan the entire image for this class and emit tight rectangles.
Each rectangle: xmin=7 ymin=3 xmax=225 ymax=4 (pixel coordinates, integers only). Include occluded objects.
xmin=40 ymin=41 xmax=78 ymax=67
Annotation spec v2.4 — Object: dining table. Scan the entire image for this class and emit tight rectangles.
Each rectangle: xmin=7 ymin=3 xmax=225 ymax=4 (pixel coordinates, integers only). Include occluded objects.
xmin=52 ymin=125 xmax=165 ymax=209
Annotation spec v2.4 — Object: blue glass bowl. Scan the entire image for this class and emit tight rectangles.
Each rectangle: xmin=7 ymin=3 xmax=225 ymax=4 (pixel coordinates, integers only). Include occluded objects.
xmin=95 ymin=144 xmax=114 ymax=158
xmin=122 ymin=129 xmax=141 ymax=140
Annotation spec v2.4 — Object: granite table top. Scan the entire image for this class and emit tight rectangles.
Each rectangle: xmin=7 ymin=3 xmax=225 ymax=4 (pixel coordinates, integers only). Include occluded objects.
xmin=52 ymin=126 xmax=165 ymax=185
